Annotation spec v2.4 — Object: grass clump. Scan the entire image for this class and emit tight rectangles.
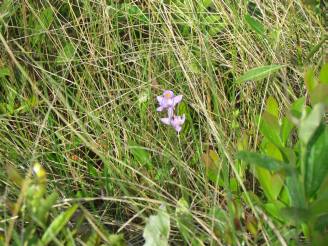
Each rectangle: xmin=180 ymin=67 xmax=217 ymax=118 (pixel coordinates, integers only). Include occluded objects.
xmin=0 ymin=0 xmax=327 ymax=245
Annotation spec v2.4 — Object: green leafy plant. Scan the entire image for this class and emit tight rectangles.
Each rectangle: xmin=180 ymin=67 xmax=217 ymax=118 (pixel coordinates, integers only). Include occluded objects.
xmin=143 ymin=205 xmax=170 ymax=246
xmin=237 ymin=64 xmax=328 ymax=244
xmin=2 ymin=163 xmax=125 ymax=246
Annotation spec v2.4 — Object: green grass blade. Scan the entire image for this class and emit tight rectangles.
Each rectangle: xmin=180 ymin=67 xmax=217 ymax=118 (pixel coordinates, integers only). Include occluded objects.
xmin=40 ymin=204 xmax=78 ymax=245
xmin=236 ymin=65 xmax=284 ymax=84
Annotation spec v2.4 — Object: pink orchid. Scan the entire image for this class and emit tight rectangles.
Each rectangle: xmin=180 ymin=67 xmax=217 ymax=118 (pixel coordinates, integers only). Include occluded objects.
xmin=156 ymin=90 xmax=183 ymax=117
xmin=157 ymin=90 xmax=185 ymax=133
xmin=160 ymin=115 xmax=185 ymax=133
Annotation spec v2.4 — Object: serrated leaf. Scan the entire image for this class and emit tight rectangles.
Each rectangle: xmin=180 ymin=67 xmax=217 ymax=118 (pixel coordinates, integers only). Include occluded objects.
xmin=143 ymin=205 xmax=170 ymax=246
xmin=40 ymin=204 xmax=78 ymax=245
xmin=236 ymin=65 xmax=283 ymax=84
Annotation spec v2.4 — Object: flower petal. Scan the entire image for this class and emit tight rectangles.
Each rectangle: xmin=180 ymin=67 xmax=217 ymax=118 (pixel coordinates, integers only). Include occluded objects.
xmin=174 ymin=125 xmax=182 ymax=132
xmin=157 ymin=96 xmax=164 ymax=104
xmin=163 ymin=90 xmax=174 ymax=98
xmin=160 ymin=118 xmax=171 ymax=125
xmin=173 ymin=95 xmax=183 ymax=105
xmin=167 ymin=108 xmax=174 ymax=119
xmin=166 ymin=98 xmax=173 ymax=107
xmin=180 ymin=114 xmax=186 ymax=124
xmin=157 ymin=106 xmax=164 ymax=112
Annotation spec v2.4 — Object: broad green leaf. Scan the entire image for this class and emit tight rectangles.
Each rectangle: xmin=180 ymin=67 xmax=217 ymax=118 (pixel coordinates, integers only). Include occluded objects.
xmin=128 ymin=141 xmax=152 ymax=169
xmin=264 ymin=200 xmax=286 ymax=222
xmin=56 ymin=43 xmax=76 ymax=64
xmin=261 ymin=142 xmax=285 ymax=199
xmin=319 ymin=63 xmax=328 ymax=84
xmin=281 ymin=207 xmax=311 ymax=225
xmin=255 ymin=166 xmax=284 ymax=201
xmin=286 ymin=173 xmax=306 ymax=208
xmin=260 ymin=133 xmax=283 ymax=161
xmin=107 ymin=234 xmax=126 ymax=246
xmin=313 ymin=214 xmax=328 ymax=235
xmin=229 ymin=178 xmax=238 ymax=193
xmin=31 ymin=7 xmax=54 ymax=47
xmin=201 ymin=150 xmax=221 ymax=184
xmin=201 ymin=0 xmax=213 ymax=8
xmin=310 ymin=191 xmax=328 ymax=217
xmin=124 ymin=4 xmax=149 ymax=24
xmin=304 ymin=125 xmax=328 ymax=198
xmin=299 ymin=103 xmax=325 ymax=144
xmin=38 ymin=7 xmax=53 ymax=29
xmin=143 ymin=205 xmax=170 ymax=246
xmin=190 ymin=61 xmax=202 ymax=74
xmin=203 ymin=15 xmax=224 ymax=36
xmin=237 ymin=151 xmax=292 ymax=173
xmin=244 ymin=14 xmax=265 ymax=35
xmin=40 ymin=204 xmax=78 ymax=245
xmin=266 ymin=96 xmax=279 ymax=118
xmin=236 ymin=65 xmax=283 ymax=84
xmin=290 ymin=97 xmax=306 ymax=119
xmin=311 ymin=84 xmax=328 ymax=105
xmin=175 ymin=198 xmax=196 ymax=244
xmin=280 ymin=187 xmax=291 ymax=206
xmin=281 ymin=117 xmax=294 ymax=145
xmin=304 ymin=68 xmax=317 ymax=93
xmin=259 ymin=112 xmax=283 ymax=148
xmin=36 ymin=192 xmax=58 ymax=224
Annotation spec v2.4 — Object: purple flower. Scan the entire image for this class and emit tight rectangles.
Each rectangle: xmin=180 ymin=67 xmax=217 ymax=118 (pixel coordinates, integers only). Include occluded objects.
xmin=156 ymin=90 xmax=183 ymax=115
xmin=161 ymin=114 xmax=185 ymax=133
xmin=157 ymin=90 xmax=185 ymax=133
